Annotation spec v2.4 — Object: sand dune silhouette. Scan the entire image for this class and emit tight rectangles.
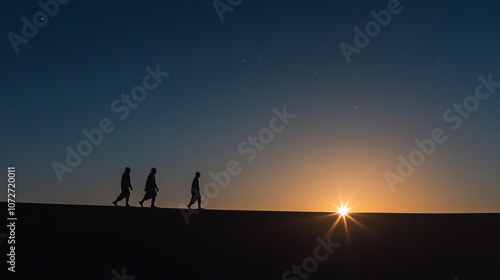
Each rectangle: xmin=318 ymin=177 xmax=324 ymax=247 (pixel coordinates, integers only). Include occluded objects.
xmin=2 ymin=202 xmax=499 ymax=279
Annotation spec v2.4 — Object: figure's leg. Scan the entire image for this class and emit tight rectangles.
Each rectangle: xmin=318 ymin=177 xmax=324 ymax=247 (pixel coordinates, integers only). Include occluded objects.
xmin=188 ymin=193 xmax=194 ymax=206
xmin=139 ymin=195 xmax=146 ymax=207
xmin=125 ymin=193 xmax=130 ymax=206
xmin=117 ymin=192 xmax=125 ymax=202
xmin=113 ymin=192 xmax=125 ymax=206
xmin=193 ymin=190 xmax=201 ymax=209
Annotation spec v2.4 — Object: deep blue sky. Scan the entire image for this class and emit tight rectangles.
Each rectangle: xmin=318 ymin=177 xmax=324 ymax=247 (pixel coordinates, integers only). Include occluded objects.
xmin=2 ymin=0 xmax=499 ymax=212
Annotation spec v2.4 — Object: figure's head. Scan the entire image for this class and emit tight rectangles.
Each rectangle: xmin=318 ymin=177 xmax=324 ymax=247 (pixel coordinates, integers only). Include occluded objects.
xmin=151 ymin=168 xmax=157 ymax=174
xmin=125 ymin=167 xmax=131 ymax=173
xmin=195 ymin=172 xmax=201 ymax=178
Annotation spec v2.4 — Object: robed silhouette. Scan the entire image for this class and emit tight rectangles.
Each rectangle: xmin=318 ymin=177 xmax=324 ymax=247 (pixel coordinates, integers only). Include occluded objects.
xmin=139 ymin=168 xmax=159 ymax=208
xmin=187 ymin=172 xmax=203 ymax=210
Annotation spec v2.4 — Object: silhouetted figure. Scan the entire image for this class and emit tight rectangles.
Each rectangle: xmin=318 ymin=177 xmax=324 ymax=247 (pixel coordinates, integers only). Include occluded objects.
xmin=113 ymin=167 xmax=133 ymax=207
xmin=187 ymin=172 xmax=203 ymax=210
xmin=139 ymin=168 xmax=159 ymax=208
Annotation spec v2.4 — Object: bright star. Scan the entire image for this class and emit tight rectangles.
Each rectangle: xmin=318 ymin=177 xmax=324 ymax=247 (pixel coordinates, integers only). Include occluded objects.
xmin=336 ymin=202 xmax=350 ymax=216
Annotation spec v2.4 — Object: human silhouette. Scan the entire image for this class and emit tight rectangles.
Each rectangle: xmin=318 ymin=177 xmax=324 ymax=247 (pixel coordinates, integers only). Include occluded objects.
xmin=139 ymin=168 xmax=159 ymax=208
xmin=187 ymin=172 xmax=203 ymax=210
xmin=113 ymin=167 xmax=133 ymax=207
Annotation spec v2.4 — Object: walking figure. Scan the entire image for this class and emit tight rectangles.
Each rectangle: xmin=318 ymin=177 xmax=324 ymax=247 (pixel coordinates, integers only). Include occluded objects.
xmin=139 ymin=168 xmax=159 ymax=208
xmin=113 ymin=167 xmax=133 ymax=207
xmin=187 ymin=172 xmax=203 ymax=210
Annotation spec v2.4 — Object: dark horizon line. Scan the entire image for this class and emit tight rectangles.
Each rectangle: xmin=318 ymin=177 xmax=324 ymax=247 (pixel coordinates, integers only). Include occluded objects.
xmin=1 ymin=201 xmax=499 ymax=215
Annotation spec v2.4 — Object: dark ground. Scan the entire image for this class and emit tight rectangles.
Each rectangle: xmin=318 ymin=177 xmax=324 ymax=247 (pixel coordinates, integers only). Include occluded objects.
xmin=1 ymin=202 xmax=499 ymax=279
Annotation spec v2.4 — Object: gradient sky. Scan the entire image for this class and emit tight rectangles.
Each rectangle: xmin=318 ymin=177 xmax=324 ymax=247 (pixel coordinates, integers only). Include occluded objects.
xmin=2 ymin=0 xmax=499 ymax=212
